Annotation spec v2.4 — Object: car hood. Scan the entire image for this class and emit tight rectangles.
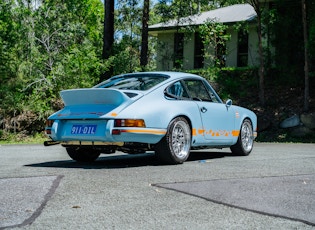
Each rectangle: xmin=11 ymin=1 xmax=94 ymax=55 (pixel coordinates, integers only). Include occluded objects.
xmin=49 ymin=88 xmax=143 ymax=119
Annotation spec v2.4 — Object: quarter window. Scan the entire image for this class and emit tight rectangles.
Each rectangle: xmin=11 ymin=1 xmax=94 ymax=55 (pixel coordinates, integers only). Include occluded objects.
xmin=184 ymin=79 xmax=212 ymax=102
xmin=165 ymin=79 xmax=222 ymax=103
xmin=165 ymin=81 xmax=189 ymax=99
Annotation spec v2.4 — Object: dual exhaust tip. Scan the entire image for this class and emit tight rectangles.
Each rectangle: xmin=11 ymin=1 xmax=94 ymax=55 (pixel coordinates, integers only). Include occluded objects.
xmin=44 ymin=141 xmax=60 ymax=146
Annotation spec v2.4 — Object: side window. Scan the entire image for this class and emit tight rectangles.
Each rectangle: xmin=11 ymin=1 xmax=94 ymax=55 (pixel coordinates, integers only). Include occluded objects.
xmin=184 ymin=79 xmax=212 ymax=102
xmin=204 ymin=83 xmax=222 ymax=103
xmin=165 ymin=81 xmax=189 ymax=99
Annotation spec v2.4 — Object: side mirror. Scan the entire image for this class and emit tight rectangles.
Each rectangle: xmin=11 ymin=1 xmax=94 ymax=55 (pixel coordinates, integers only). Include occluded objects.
xmin=225 ymin=99 xmax=232 ymax=108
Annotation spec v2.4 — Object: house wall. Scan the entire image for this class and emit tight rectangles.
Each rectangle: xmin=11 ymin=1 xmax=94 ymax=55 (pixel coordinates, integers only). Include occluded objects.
xmin=226 ymin=25 xmax=259 ymax=67
xmin=155 ymin=24 xmax=260 ymax=70
xmin=226 ymin=29 xmax=238 ymax=67
xmin=156 ymin=32 xmax=195 ymax=70
xmin=248 ymin=26 xmax=259 ymax=66
xmin=156 ymin=32 xmax=174 ymax=70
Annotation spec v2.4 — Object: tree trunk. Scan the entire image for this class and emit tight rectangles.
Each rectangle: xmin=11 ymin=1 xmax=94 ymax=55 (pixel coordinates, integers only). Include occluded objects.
xmin=249 ymin=0 xmax=265 ymax=106
xmin=140 ymin=0 xmax=150 ymax=70
xmin=257 ymin=13 xmax=265 ymax=106
xmin=302 ymin=0 xmax=309 ymax=112
xmin=101 ymin=0 xmax=115 ymax=82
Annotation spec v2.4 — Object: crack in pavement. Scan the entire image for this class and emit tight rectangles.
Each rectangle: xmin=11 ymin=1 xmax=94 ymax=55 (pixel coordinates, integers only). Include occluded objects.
xmin=0 ymin=175 xmax=63 ymax=229
xmin=153 ymin=174 xmax=315 ymax=226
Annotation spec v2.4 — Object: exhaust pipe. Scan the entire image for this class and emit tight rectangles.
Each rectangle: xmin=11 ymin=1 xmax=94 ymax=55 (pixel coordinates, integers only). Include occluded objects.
xmin=44 ymin=140 xmax=60 ymax=146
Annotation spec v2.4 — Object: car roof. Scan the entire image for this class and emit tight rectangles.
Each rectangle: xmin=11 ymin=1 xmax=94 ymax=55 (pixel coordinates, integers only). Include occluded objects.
xmin=94 ymin=71 xmax=206 ymax=92
xmin=117 ymin=71 xmax=204 ymax=82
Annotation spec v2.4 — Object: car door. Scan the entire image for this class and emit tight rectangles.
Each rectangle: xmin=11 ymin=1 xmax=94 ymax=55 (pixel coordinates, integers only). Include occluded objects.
xmin=184 ymin=79 xmax=235 ymax=145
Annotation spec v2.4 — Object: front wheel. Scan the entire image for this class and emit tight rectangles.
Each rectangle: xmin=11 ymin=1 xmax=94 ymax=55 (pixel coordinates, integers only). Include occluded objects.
xmin=155 ymin=117 xmax=191 ymax=164
xmin=66 ymin=147 xmax=100 ymax=162
xmin=230 ymin=119 xmax=254 ymax=156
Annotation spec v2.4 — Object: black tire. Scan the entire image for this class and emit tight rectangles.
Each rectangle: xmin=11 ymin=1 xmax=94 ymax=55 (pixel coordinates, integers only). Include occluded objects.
xmin=66 ymin=147 xmax=100 ymax=162
xmin=230 ymin=119 xmax=254 ymax=156
xmin=155 ymin=117 xmax=191 ymax=164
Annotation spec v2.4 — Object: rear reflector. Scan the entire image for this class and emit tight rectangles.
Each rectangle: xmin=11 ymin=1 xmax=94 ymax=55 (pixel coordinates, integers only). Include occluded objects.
xmin=112 ymin=129 xmax=121 ymax=135
xmin=46 ymin=129 xmax=52 ymax=134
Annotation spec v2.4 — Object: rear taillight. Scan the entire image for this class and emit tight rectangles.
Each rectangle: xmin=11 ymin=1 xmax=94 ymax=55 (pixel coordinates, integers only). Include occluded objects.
xmin=112 ymin=119 xmax=146 ymax=135
xmin=114 ymin=119 xmax=145 ymax=128
xmin=45 ymin=120 xmax=54 ymax=134
xmin=46 ymin=120 xmax=54 ymax=127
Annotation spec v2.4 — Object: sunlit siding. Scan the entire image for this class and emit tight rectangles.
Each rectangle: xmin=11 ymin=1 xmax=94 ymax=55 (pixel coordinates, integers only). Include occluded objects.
xmin=156 ymin=32 xmax=174 ymax=70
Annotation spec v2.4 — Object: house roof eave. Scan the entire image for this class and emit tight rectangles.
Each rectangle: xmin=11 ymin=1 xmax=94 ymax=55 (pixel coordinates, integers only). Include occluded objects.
xmin=148 ymin=4 xmax=257 ymax=32
xmin=148 ymin=19 xmax=257 ymax=36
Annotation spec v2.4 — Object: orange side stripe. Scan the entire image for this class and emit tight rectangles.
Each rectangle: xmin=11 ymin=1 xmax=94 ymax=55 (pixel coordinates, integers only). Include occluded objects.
xmin=120 ymin=129 xmax=167 ymax=135
xmin=192 ymin=128 xmax=197 ymax=136
xmin=192 ymin=128 xmax=240 ymax=137
xmin=121 ymin=128 xmax=240 ymax=137
xmin=232 ymin=130 xmax=240 ymax=137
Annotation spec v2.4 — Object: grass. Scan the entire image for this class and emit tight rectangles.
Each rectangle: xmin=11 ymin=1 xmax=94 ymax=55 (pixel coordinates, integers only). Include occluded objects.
xmin=0 ymin=132 xmax=47 ymax=145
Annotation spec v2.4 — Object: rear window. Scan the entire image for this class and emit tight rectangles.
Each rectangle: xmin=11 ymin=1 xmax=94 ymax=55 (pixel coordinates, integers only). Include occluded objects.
xmin=95 ymin=74 xmax=168 ymax=91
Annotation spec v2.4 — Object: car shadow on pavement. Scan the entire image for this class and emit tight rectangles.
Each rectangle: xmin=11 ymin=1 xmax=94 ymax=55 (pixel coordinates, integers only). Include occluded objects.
xmin=188 ymin=150 xmax=232 ymax=161
xmin=25 ymin=150 xmax=232 ymax=169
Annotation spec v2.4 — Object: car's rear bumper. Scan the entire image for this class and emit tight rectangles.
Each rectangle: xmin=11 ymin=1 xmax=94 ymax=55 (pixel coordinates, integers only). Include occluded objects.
xmin=47 ymin=119 xmax=166 ymax=144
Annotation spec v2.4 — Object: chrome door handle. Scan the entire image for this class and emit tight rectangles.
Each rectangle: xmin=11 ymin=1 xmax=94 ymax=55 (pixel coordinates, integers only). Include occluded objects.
xmin=201 ymin=107 xmax=207 ymax=113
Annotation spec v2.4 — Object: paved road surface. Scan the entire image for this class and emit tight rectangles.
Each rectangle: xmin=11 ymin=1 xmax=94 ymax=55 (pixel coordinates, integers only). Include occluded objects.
xmin=0 ymin=143 xmax=314 ymax=229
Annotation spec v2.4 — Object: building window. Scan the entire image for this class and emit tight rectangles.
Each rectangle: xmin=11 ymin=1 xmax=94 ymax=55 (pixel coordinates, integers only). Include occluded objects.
xmin=194 ymin=32 xmax=204 ymax=69
xmin=174 ymin=33 xmax=184 ymax=68
xmin=237 ymin=30 xmax=249 ymax=67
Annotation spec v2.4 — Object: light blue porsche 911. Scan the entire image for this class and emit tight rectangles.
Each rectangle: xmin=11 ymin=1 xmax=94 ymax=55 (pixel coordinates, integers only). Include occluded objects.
xmin=44 ymin=72 xmax=257 ymax=164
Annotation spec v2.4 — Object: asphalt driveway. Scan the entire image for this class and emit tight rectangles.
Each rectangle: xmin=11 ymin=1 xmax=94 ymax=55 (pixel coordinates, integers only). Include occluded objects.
xmin=0 ymin=143 xmax=315 ymax=229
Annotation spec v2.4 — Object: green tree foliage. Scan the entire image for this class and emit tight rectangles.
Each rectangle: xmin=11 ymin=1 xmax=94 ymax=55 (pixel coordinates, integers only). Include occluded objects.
xmin=0 ymin=0 xmax=105 ymax=134
xmin=111 ymin=0 xmax=156 ymax=74
xmin=271 ymin=0 xmax=303 ymax=78
xmin=154 ymin=0 xmax=218 ymax=23
xmin=115 ymin=0 xmax=142 ymax=73
xmin=0 ymin=0 xmax=159 ymax=136
xmin=199 ymin=21 xmax=230 ymax=67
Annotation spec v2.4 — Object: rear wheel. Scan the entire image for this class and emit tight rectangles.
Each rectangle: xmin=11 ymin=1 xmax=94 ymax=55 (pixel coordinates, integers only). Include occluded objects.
xmin=66 ymin=147 xmax=100 ymax=162
xmin=230 ymin=119 xmax=254 ymax=156
xmin=155 ymin=117 xmax=191 ymax=164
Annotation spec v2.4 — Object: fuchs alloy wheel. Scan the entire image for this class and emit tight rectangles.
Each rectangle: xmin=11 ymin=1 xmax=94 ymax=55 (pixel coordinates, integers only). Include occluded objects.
xmin=230 ymin=119 xmax=254 ymax=156
xmin=66 ymin=147 xmax=100 ymax=162
xmin=155 ymin=117 xmax=191 ymax=164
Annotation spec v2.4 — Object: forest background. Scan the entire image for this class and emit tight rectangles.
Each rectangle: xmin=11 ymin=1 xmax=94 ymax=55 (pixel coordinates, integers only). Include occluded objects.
xmin=0 ymin=0 xmax=314 ymax=143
